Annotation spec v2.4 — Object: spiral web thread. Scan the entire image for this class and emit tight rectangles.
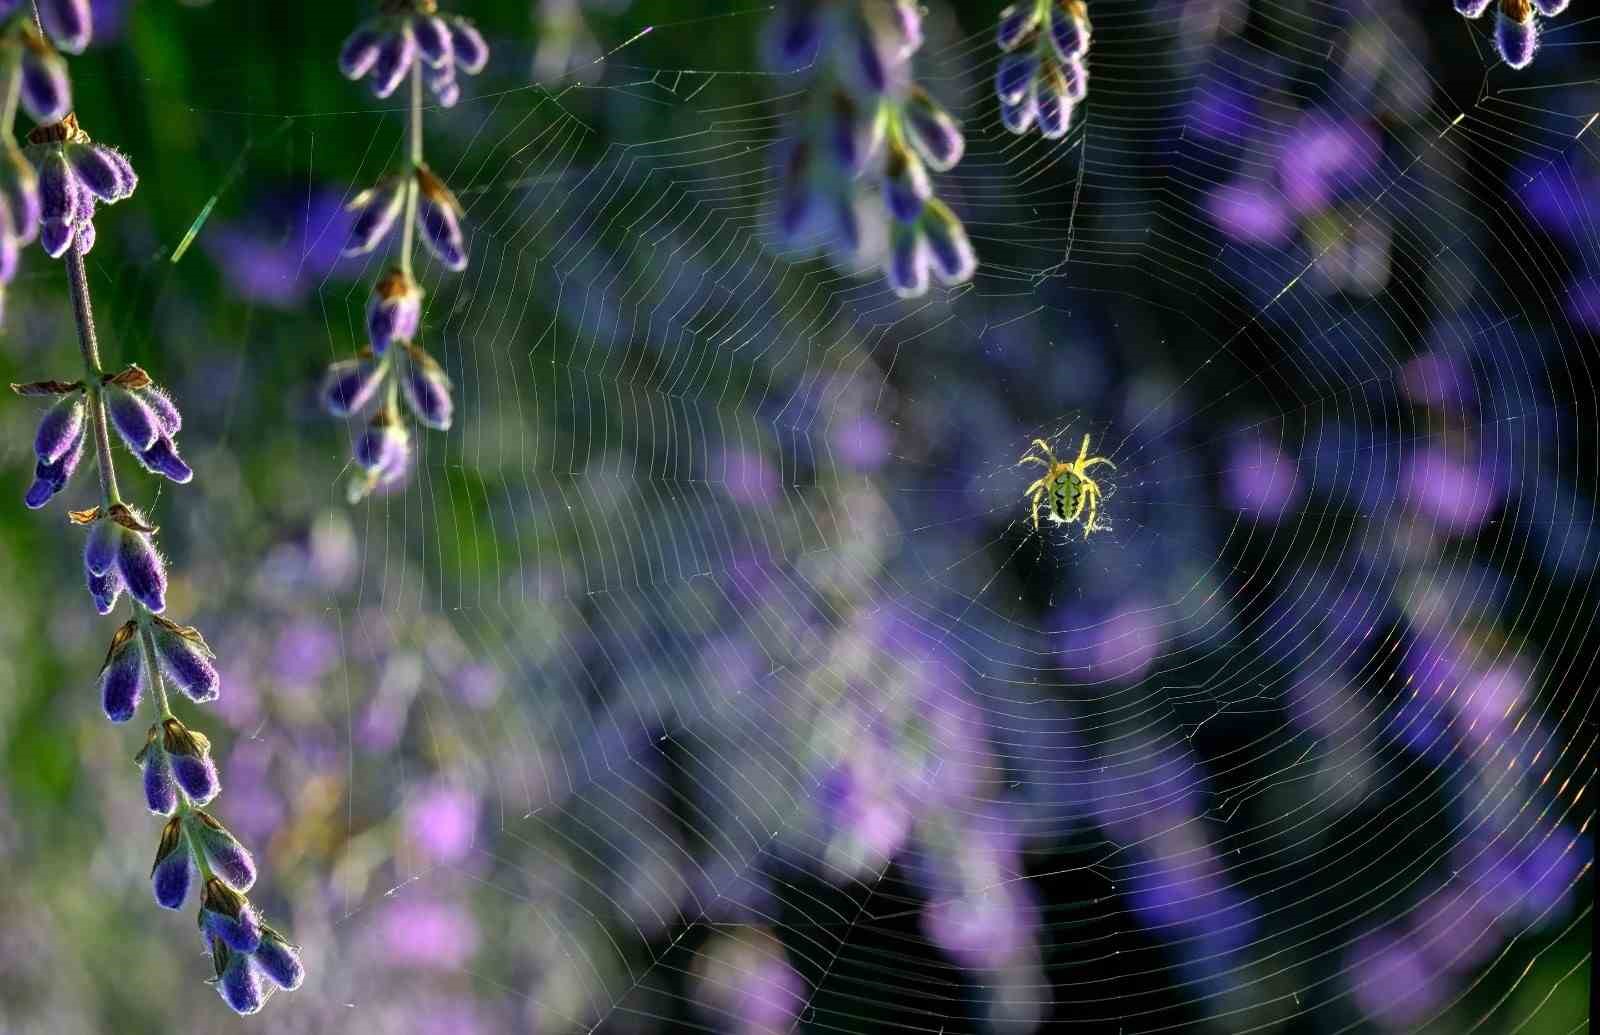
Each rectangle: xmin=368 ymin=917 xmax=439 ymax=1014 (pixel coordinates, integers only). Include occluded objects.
xmin=281 ymin=2 xmax=1596 ymax=1031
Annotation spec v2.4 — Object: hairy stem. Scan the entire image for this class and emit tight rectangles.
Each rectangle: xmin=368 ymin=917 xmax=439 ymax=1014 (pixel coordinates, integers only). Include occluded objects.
xmin=65 ymin=245 xmax=121 ymax=507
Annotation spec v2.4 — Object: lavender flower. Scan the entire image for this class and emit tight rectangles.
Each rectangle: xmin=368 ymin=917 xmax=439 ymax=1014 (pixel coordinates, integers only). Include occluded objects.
xmin=321 ymin=354 xmax=386 ymax=416
xmin=10 ymin=109 xmax=303 ymax=1016
xmin=344 ymin=164 xmax=471 ymax=271
xmin=1457 ymin=0 xmax=1565 ymax=69
xmin=252 ymin=928 xmax=307 ymax=992
xmin=36 ymin=0 xmax=91 ymax=53
xmin=350 ymin=409 xmax=413 ymax=501
xmin=367 ymin=267 xmax=422 ymax=352
xmin=199 ymin=879 xmax=263 ymax=952
xmin=152 ymin=816 xmax=195 ymax=909
xmin=209 ymin=925 xmax=302 ymax=1016
xmin=339 ymin=0 xmax=489 ymax=106
xmin=0 ymin=145 xmax=40 ymax=246
xmin=994 ymin=0 xmax=1090 ymax=140
xmin=190 ymin=810 xmax=257 ymax=893
xmin=25 ymin=114 xmax=137 ymax=258
xmin=1494 ymin=0 xmax=1538 ymax=69
xmin=98 ymin=620 xmax=145 ymax=722
xmin=766 ymin=0 xmax=975 ymax=296
xmin=150 ymin=616 xmax=221 ymax=703
xmin=400 ymin=343 xmax=453 ymax=429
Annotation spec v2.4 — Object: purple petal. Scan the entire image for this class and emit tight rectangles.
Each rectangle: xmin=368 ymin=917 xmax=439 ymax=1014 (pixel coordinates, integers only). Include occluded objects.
xmin=253 ymin=931 xmax=306 ymax=991
xmin=34 ymin=394 xmax=84 ymax=464
xmin=116 ymin=527 xmax=167 ymax=613
xmin=339 ymin=25 xmax=383 ymax=79
xmin=412 ymin=14 xmax=451 ymax=66
xmin=106 ymin=385 xmax=159 ymax=451
xmin=417 ymin=193 xmax=467 ymax=271
xmin=39 ymin=0 xmax=92 ymax=53
xmin=369 ymin=28 xmax=417 ymax=99
xmin=19 ymin=50 xmax=71 ymax=124
xmin=448 ymin=18 xmax=488 ymax=75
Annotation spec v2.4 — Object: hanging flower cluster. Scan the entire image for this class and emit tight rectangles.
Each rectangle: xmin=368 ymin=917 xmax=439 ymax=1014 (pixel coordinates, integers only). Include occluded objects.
xmin=1454 ymin=0 xmax=1569 ymax=70
xmin=7 ymin=85 xmax=304 ymax=1030
xmin=766 ymin=0 xmax=976 ymax=298
xmin=994 ymin=0 xmax=1090 ymax=139
xmin=328 ymin=0 xmax=485 ymax=503
xmin=0 ymin=0 xmax=89 ymax=320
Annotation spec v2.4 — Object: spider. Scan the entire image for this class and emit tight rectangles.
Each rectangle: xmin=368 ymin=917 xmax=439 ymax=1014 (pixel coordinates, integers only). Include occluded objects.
xmin=1018 ymin=433 xmax=1115 ymax=534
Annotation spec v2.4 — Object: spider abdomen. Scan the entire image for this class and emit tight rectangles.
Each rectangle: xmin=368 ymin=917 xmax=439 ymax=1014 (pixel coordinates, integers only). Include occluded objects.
xmin=1050 ymin=468 xmax=1083 ymax=521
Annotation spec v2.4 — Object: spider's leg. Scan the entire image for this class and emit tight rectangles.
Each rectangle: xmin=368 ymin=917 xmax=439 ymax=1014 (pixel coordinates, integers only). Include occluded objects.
xmin=1075 ymin=434 xmax=1091 ymax=466
xmin=1029 ymin=439 xmax=1057 ymax=465
xmin=1018 ymin=455 xmax=1050 ymax=468
xmin=1030 ymin=490 xmax=1042 ymax=530
xmin=1080 ymin=457 xmax=1116 ymax=472
xmin=1023 ymin=477 xmax=1047 ymax=497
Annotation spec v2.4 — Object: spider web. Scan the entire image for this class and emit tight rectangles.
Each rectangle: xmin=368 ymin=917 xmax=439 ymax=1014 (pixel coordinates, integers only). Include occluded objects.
xmin=190 ymin=2 xmax=1597 ymax=1031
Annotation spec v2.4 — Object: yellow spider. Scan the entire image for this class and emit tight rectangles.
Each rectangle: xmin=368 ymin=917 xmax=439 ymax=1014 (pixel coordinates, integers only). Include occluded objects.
xmin=1019 ymin=433 xmax=1115 ymax=534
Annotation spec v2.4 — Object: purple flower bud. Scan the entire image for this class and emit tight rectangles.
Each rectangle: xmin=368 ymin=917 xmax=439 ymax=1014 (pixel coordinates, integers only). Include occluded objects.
xmin=191 ymin=811 xmax=257 ymax=893
xmin=369 ymin=27 xmax=417 ymax=99
xmin=38 ymin=0 xmax=92 ymax=54
xmin=87 ymin=567 xmax=121 ymax=614
xmin=0 ymin=147 xmax=40 ymax=245
xmin=116 ymin=523 xmax=167 ymax=613
xmin=152 ymin=619 xmax=220 ymax=704
xmin=161 ymin=717 xmax=219 ymax=804
xmin=213 ymin=941 xmax=265 ymax=1016
xmin=356 ymin=414 xmax=410 ymax=477
xmin=200 ymin=879 xmax=262 ymax=952
xmin=65 ymin=143 xmax=136 ymax=202
xmin=1454 ymin=0 xmax=1493 ymax=15
xmin=416 ymin=177 xmax=467 ymax=271
xmin=995 ymin=51 xmax=1037 ymax=106
xmin=1061 ymin=56 xmax=1089 ymax=103
xmin=412 ymin=14 xmax=452 ymax=66
xmin=1495 ymin=8 xmax=1538 ymax=69
xmin=36 ymin=150 xmax=80 ymax=230
xmin=767 ymin=1 xmax=822 ymax=72
xmin=253 ymin=929 xmax=306 ymax=991
xmin=882 ymin=140 xmax=931 ymax=223
xmin=0 ymin=228 xmax=14 ymax=283
xmin=903 ymin=89 xmax=964 ymax=172
xmin=401 ymin=347 xmax=453 ymax=430
xmin=106 ymin=385 xmax=160 ymax=451
xmin=99 ymin=621 xmax=145 ymax=723
xmin=448 ymin=17 xmax=489 ymax=75
xmin=73 ymin=210 xmax=95 ymax=255
xmin=1532 ymin=0 xmax=1569 ymax=13
xmin=39 ymin=218 xmax=75 ymax=259
xmin=84 ymin=517 xmax=118 ymax=576
xmin=367 ymin=269 xmax=421 ymax=353
xmin=887 ymin=221 xmax=929 ymax=298
xmin=20 ymin=49 xmax=71 ymax=125
xmin=152 ymin=816 xmax=194 ymax=909
xmin=920 ymin=199 xmax=976 ymax=285
xmin=137 ymin=435 xmax=194 ymax=483
xmin=34 ymin=393 xmax=84 ymax=464
xmin=321 ymin=357 xmax=385 ymax=416
xmin=24 ymin=421 xmax=83 ymax=508
xmin=344 ymin=180 xmax=404 ymax=257
xmin=1048 ymin=2 xmax=1091 ymax=62
xmin=1034 ymin=64 xmax=1072 ymax=140
xmin=996 ymin=3 xmax=1040 ymax=51
xmin=136 ymin=725 xmax=178 ymax=816
xmin=143 ymin=386 xmax=182 ymax=434
xmin=339 ymin=24 xmax=383 ymax=79
xmin=428 ymin=65 xmax=461 ymax=108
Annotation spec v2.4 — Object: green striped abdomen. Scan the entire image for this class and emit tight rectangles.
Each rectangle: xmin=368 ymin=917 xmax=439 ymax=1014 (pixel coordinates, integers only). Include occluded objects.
xmin=1051 ymin=470 xmax=1083 ymax=520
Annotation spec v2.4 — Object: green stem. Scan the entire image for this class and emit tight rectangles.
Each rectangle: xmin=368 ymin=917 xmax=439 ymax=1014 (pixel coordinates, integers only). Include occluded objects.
xmin=0 ymin=56 xmax=20 ymax=139
xmin=65 ymin=245 xmax=121 ymax=508
xmin=398 ymin=61 xmax=424 ymax=279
